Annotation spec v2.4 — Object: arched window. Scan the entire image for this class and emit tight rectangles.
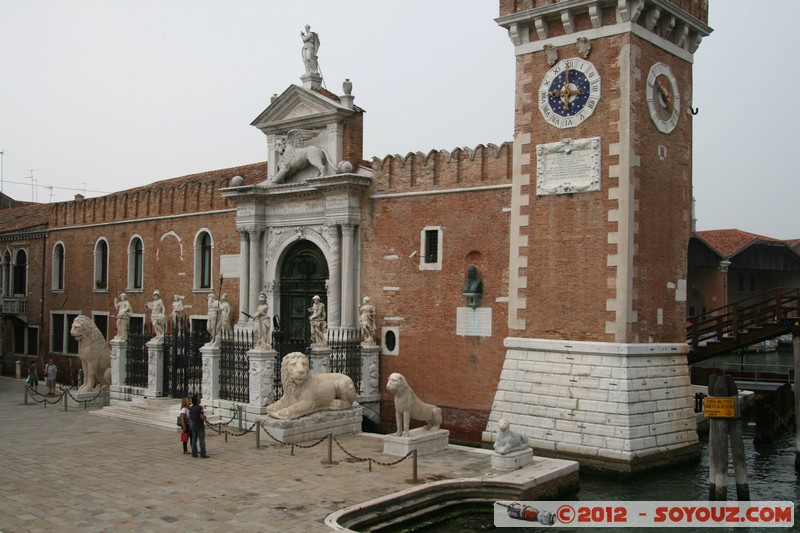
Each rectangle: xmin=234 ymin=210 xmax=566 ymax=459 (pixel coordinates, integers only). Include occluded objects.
xmin=195 ymin=231 xmax=212 ymax=289
xmin=94 ymin=239 xmax=109 ymax=290
xmin=52 ymin=243 xmax=65 ymax=290
xmin=128 ymin=237 xmax=143 ymax=290
xmin=13 ymin=249 xmax=27 ymax=296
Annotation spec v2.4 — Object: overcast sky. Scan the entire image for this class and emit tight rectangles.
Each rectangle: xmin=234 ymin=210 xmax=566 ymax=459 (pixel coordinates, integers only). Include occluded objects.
xmin=0 ymin=0 xmax=797 ymax=239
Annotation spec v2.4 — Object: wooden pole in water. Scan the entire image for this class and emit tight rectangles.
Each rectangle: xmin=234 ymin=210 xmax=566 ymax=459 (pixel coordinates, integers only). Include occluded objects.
xmin=707 ymin=374 xmax=748 ymax=501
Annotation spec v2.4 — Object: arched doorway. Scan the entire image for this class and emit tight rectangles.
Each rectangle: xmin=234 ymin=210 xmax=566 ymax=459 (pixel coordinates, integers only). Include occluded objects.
xmin=278 ymin=240 xmax=328 ymax=343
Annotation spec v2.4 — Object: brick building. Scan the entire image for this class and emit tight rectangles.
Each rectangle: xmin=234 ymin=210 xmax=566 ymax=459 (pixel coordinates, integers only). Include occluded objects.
xmin=0 ymin=1 xmax=725 ymax=472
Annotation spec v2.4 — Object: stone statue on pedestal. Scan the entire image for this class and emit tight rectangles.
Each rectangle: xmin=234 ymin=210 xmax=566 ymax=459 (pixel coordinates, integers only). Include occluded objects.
xmin=309 ymin=295 xmax=327 ymax=346
xmin=146 ymin=290 xmax=167 ymax=340
xmin=114 ymin=293 xmax=132 ymax=339
xmin=493 ymin=417 xmax=528 ymax=454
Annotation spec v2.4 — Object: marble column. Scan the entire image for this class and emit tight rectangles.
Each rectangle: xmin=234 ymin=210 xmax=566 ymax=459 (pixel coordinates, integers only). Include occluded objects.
xmin=109 ymin=337 xmax=127 ymax=402
xmin=327 ymin=224 xmax=342 ymax=328
xmin=249 ymin=229 xmax=263 ymax=320
xmin=340 ymin=224 xmax=355 ymax=329
xmin=239 ymin=230 xmax=250 ymax=324
xmin=200 ymin=343 xmax=221 ymax=402
xmin=247 ymin=346 xmax=277 ymax=414
xmin=146 ymin=339 xmax=164 ymax=397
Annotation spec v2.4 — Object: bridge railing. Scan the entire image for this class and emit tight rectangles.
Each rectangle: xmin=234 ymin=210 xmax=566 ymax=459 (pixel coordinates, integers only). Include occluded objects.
xmin=687 ymin=287 xmax=800 ymax=353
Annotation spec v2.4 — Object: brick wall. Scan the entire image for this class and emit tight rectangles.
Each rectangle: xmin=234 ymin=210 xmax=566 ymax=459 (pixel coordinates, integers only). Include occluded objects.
xmin=43 ymin=163 xmax=266 ymax=350
xmin=363 ymin=147 xmax=511 ymax=441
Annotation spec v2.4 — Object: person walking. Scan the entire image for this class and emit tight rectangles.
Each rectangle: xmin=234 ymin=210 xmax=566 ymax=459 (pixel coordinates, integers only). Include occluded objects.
xmin=189 ymin=394 xmax=208 ymax=458
xmin=26 ymin=362 xmax=39 ymax=391
xmin=44 ymin=359 xmax=58 ymax=395
xmin=179 ymin=396 xmax=191 ymax=455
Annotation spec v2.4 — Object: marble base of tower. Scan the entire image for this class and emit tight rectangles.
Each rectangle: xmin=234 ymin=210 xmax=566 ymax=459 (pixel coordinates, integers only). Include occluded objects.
xmin=483 ymin=338 xmax=699 ymax=473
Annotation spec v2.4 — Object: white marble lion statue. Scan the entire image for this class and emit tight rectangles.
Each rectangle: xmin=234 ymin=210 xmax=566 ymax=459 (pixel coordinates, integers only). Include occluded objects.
xmin=386 ymin=372 xmax=442 ymax=437
xmin=493 ymin=417 xmax=528 ymax=454
xmin=70 ymin=315 xmax=112 ymax=392
xmin=266 ymin=352 xmax=356 ymax=419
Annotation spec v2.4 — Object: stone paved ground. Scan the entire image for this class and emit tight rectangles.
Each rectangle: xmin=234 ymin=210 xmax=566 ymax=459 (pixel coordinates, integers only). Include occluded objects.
xmin=0 ymin=376 xmax=499 ymax=532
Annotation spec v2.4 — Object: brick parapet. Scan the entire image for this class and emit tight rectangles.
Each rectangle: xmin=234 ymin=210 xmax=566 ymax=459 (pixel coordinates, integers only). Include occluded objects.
xmin=370 ymin=143 xmax=512 ymax=194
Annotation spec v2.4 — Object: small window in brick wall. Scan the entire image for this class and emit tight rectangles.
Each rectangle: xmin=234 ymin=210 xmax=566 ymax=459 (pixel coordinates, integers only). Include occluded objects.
xmin=419 ymin=226 xmax=442 ymax=271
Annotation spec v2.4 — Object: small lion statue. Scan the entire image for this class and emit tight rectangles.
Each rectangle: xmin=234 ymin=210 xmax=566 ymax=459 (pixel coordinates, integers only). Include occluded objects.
xmin=70 ymin=315 xmax=112 ymax=392
xmin=386 ymin=373 xmax=442 ymax=437
xmin=493 ymin=417 xmax=528 ymax=455
xmin=266 ymin=352 xmax=356 ymax=419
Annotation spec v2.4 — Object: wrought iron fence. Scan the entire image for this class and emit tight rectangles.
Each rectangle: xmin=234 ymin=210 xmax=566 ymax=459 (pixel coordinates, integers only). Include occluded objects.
xmin=163 ymin=319 xmax=207 ymax=399
xmin=125 ymin=325 xmax=151 ymax=388
xmin=329 ymin=329 xmax=362 ymax=392
xmin=219 ymin=328 xmax=254 ymax=402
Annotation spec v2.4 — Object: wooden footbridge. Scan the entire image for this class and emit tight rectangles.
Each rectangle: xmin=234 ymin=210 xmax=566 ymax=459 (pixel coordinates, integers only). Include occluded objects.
xmin=686 ymin=287 xmax=799 ymax=365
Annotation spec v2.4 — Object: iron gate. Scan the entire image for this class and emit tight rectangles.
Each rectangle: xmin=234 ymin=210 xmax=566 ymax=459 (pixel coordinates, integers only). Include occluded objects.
xmin=163 ymin=318 xmax=209 ymax=398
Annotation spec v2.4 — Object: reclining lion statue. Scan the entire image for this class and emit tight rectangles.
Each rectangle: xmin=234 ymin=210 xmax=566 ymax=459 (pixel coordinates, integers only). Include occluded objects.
xmin=266 ymin=352 xmax=356 ymax=419
xmin=386 ymin=372 xmax=442 ymax=437
xmin=493 ymin=417 xmax=528 ymax=454
xmin=70 ymin=315 xmax=112 ymax=392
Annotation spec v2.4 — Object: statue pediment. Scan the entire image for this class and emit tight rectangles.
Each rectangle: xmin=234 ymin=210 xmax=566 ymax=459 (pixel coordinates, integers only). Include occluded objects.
xmin=251 ymin=85 xmax=350 ymax=134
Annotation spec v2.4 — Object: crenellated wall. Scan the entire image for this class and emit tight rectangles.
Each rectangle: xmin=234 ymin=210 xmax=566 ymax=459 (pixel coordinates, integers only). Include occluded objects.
xmin=48 ymin=163 xmax=267 ymax=228
xmin=371 ymin=142 xmax=512 ymax=194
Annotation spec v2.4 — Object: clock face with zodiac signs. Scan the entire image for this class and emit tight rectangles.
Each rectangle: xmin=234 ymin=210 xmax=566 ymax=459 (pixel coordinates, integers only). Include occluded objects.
xmin=538 ymin=58 xmax=601 ymax=129
xmin=646 ymin=62 xmax=681 ymax=134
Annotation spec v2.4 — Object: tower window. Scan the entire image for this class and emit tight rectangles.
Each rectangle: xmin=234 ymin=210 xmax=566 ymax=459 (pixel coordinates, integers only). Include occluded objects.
xmin=419 ymin=226 xmax=443 ymax=271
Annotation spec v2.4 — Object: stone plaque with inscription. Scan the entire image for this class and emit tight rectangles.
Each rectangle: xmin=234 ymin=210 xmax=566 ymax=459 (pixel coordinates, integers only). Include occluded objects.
xmin=536 ymin=137 xmax=601 ymax=196
xmin=456 ymin=307 xmax=492 ymax=337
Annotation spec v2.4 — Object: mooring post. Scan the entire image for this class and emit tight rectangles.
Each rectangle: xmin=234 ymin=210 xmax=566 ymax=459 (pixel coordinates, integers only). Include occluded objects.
xmin=792 ymin=320 xmax=800 ymax=473
xmin=64 ymin=392 xmax=68 ymax=412
xmin=321 ymin=433 xmax=338 ymax=465
xmin=412 ymin=449 xmax=418 ymax=483
xmin=706 ymin=374 xmax=747 ymax=501
xmin=255 ymin=422 xmax=261 ymax=449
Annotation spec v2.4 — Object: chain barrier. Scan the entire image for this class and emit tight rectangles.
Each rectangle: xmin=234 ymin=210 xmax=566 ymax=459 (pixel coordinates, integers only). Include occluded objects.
xmin=253 ymin=419 xmax=415 ymax=475
xmin=25 ymin=384 xmax=108 ymax=410
xmin=25 ymin=386 xmax=66 ymax=407
xmin=64 ymin=387 xmax=106 ymax=407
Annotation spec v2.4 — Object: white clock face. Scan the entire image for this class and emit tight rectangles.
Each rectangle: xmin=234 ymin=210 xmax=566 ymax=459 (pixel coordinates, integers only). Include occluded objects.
xmin=646 ymin=63 xmax=681 ymax=134
xmin=538 ymin=58 xmax=601 ymax=129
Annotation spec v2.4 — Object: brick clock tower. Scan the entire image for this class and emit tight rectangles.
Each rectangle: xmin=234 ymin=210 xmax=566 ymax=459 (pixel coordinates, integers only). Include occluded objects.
xmin=486 ymin=0 xmax=711 ymax=472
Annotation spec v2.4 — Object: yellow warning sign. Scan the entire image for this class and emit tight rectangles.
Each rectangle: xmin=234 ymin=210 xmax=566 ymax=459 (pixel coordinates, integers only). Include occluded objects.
xmin=703 ymin=397 xmax=738 ymax=418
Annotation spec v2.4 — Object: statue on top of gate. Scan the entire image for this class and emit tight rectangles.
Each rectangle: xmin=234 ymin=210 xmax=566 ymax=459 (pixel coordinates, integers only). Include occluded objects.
xmin=146 ymin=290 xmax=167 ymax=340
xmin=251 ymin=292 xmax=271 ymax=349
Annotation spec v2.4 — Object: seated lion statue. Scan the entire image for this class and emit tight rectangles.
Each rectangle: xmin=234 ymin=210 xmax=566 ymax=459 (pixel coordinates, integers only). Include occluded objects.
xmin=386 ymin=373 xmax=442 ymax=437
xmin=70 ymin=315 xmax=112 ymax=392
xmin=266 ymin=352 xmax=356 ymax=419
xmin=493 ymin=417 xmax=528 ymax=454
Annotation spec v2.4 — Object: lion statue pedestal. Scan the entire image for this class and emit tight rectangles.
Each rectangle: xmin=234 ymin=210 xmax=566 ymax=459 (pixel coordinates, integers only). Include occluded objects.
xmin=258 ymin=407 xmax=363 ymax=444
xmin=383 ymin=426 xmax=450 ymax=457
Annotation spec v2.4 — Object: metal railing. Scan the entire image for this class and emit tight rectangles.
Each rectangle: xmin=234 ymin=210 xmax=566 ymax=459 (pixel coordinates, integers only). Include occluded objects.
xmin=219 ymin=328 xmax=254 ymax=403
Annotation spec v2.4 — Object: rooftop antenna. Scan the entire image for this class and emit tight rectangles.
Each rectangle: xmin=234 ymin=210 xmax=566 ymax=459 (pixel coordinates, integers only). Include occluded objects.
xmin=27 ymin=169 xmax=37 ymax=202
xmin=47 ymin=185 xmax=54 ymax=203
xmin=81 ymin=182 xmax=87 ymax=196
xmin=0 ymin=150 xmax=4 ymax=193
